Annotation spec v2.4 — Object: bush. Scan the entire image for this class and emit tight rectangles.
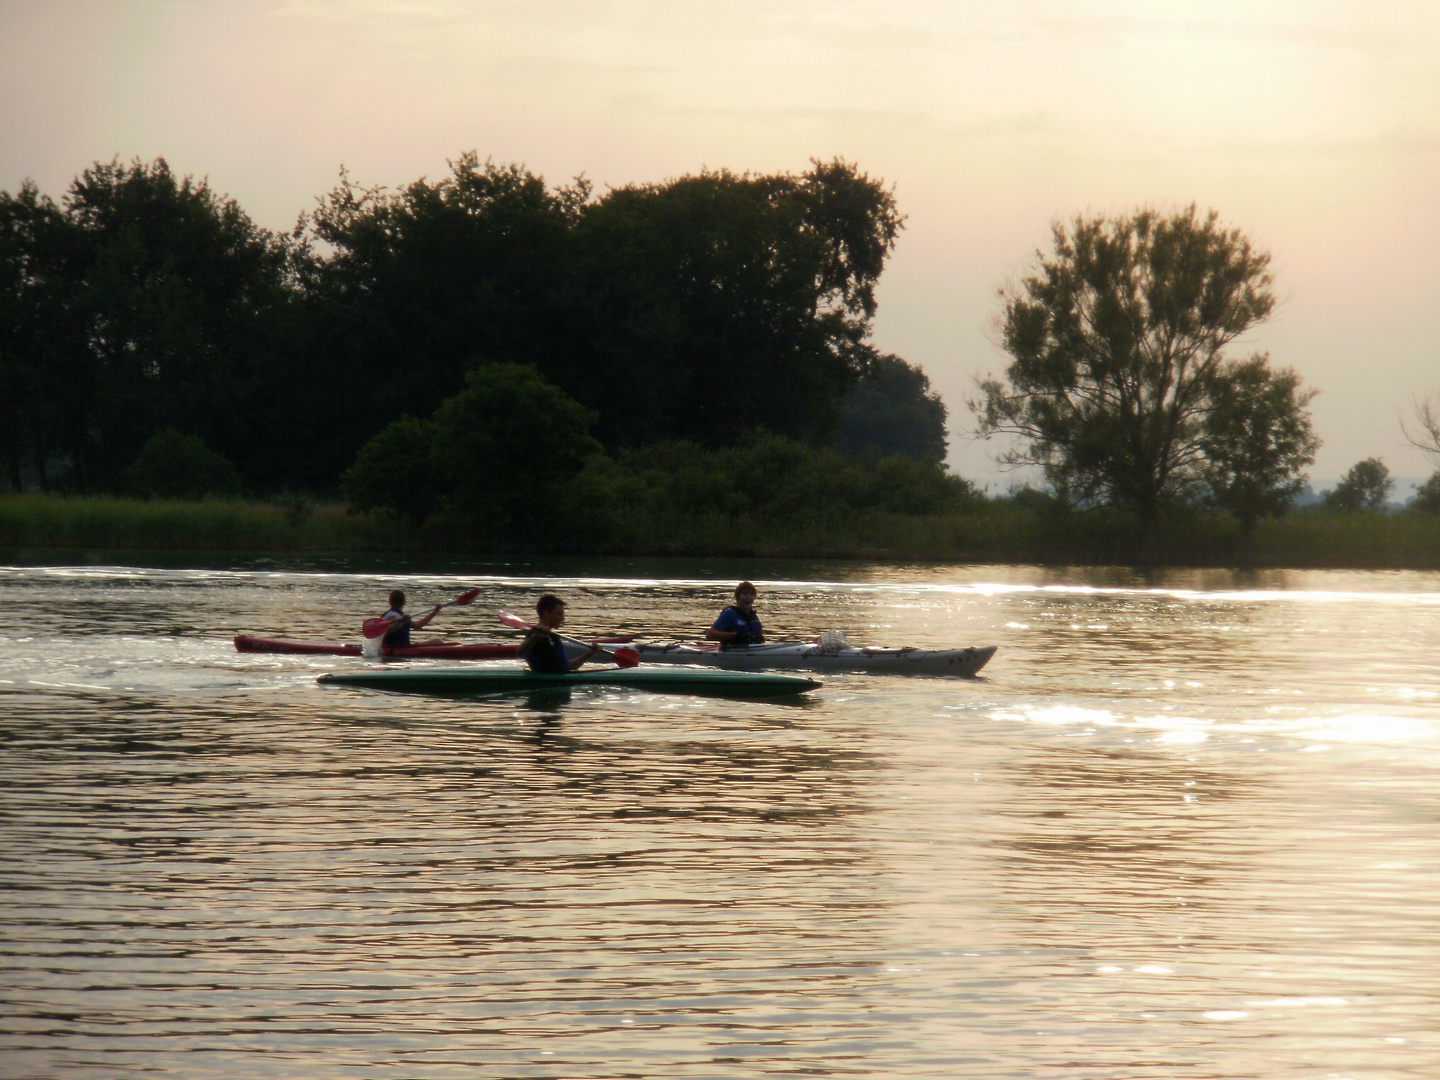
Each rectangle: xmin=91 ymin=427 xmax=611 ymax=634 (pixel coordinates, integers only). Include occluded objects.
xmin=1000 ymin=484 xmax=1066 ymax=513
xmin=126 ymin=428 xmax=242 ymax=499
xmin=342 ymin=364 xmax=606 ymax=532
xmin=1324 ymin=457 xmax=1393 ymax=512
xmin=429 ymin=364 xmax=604 ymax=529
xmin=341 ymin=415 xmax=442 ymax=526
xmin=617 ymin=433 xmax=981 ymax=519
xmin=1409 ymin=471 xmax=1440 ymax=514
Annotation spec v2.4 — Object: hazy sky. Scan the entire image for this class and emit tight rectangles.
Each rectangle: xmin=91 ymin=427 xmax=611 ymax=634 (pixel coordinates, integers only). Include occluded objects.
xmin=3 ymin=0 xmax=1437 ymax=487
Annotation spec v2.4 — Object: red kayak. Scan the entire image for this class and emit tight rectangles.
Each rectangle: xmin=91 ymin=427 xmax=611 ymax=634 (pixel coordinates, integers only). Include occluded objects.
xmin=234 ymin=633 xmax=635 ymax=660
xmin=234 ymin=635 xmax=517 ymax=660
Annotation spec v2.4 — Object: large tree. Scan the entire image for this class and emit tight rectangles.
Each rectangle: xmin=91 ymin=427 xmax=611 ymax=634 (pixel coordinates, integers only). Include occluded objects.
xmin=305 ymin=154 xmax=585 ymax=442
xmin=1 ymin=159 xmax=300 ymax=492
xmin=308 ymin=155 xmax=903 ymax=455
xmin=972 ymin=205 xmax=1316 ymax=519
xmin=74 ymin=159 xmax=299 ymax=488
xmin=552 ymin=158 xmax=903 ymax=447
xmin=0 ymin=181 xmax=80 ymax=490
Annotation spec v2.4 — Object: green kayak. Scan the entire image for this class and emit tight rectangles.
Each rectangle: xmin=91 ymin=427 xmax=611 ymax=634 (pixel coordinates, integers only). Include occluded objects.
xmin=317 ymin=666 xmax=821 ymax=699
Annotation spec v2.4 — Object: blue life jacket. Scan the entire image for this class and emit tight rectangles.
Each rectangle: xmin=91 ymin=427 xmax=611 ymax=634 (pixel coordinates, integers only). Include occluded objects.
xmin=524 ymin=630 xmax=570 ymax=673
xmin=713 ymin=605 xmax=763 ymax=648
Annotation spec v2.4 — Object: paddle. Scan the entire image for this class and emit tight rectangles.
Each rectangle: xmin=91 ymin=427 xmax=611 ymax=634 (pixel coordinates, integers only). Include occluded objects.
xmin=363 ymin=587 xmax=483 ymax=640
xmin=497 ymin=610 xmax=641 ymax=668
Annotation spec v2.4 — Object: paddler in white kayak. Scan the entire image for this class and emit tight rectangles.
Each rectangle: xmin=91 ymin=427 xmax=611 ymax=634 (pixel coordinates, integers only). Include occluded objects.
xmin=516 ymin=594 xmax=604 ymax=672
xmin=705 ymin=580 xmax=766 ymax=649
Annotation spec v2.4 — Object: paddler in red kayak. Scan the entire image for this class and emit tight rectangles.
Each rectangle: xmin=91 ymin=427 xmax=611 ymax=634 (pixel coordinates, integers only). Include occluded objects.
xmin=516 ymin=594 xmax=603 ymax=672
xmin=379 ymin=589 xmax=445 ymax=648
xmin=706 ymin=580 xmax=765 ymax=649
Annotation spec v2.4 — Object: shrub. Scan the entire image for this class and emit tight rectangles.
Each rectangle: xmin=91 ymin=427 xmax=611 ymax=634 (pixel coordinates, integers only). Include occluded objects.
xmin=1409 ymin=471 xmax=1440 ymax=514
xmin=617 ymin=433 xmax=980 ymax=519
xmin=126 ymin=428 xmax=242 ymax=499
xmin=1324 ymin=457 xmax=1393 ymax=512
xmin=341 ymin=415 xmax=442 ymax=526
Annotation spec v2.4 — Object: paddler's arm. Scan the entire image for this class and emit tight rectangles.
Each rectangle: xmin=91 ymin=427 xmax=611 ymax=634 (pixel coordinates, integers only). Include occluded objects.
xmin=409 ymin=603 xmax=443 ymax=630
xmin=568 ymin=642 xmax=603 ymax=670
xmin=516 ymin=626 xmax=542 ymax=658
xmin=705 ymin=609 xmax=738 ymax=643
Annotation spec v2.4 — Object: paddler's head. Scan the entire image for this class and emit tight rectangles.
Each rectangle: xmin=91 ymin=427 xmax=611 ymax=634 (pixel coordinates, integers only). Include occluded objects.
xmin=536 ymin=593 xmax=566 ymax=629
xmin=734 ymin=581 xmax=757 ymax=612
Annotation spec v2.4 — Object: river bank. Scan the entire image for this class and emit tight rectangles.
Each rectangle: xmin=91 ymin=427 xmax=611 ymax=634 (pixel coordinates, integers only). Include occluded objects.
xmin=3 ymin=492 xmax=1438 ymax=570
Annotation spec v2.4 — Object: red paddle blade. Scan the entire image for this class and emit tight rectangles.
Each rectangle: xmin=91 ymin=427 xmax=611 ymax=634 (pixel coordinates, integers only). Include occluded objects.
xmin=613 ymin=647 xmax=640 ymax=668
xmin=497 ymin=611 xmax=531 ymax=630
xmin=362 ymin=617 xmax=394 ymax=639
xmin=451 ymin=588 xmax=481 ymax=607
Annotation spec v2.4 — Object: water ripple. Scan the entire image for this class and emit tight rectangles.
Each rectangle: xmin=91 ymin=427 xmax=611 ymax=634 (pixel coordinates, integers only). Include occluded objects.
xmin=3 ymin=562 xmax=1440 ymax=1077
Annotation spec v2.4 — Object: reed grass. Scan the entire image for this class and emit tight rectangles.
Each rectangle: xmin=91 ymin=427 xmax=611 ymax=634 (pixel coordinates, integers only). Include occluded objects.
xmin=3 ymin=493 xmax=1439 ymax=569
xmin=0 ymin=494 xmax=392 ymax=552
xmin=1246 ymin=511 xmax=1440 ymax=569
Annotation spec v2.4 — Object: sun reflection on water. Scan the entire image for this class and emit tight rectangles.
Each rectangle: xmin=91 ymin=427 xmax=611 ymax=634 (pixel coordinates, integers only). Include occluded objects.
xmin=3 ymin=561 xmax=1440 ymax=1078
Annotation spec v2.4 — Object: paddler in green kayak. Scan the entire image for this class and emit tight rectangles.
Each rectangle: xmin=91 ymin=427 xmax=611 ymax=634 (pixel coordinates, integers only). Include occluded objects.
xmin=517 ymin=594 xmax=604 ymax=672
xmin=706 ymin=580 xmax=765 ymax=649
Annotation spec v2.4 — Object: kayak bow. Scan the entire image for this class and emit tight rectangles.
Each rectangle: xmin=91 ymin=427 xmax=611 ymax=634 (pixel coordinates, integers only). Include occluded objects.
xmin=629 ymin=641 xmax=997 ymax=677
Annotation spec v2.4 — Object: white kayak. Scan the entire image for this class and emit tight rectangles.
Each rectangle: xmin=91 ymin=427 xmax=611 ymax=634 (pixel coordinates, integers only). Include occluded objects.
xmin=631 ymin=641 xmax=997 ymax=677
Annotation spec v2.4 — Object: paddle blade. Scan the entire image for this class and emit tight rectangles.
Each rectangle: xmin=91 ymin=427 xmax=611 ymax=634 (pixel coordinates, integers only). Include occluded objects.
xmin=362 ymin=617 xmax=394 ymax=640
xmin=451 ymin=588 xmax=481 ymax=607
xmin=613 ymin=647 xmax=640 ymax=668
xmin=497 ymin=610 xmax=531 ymax=630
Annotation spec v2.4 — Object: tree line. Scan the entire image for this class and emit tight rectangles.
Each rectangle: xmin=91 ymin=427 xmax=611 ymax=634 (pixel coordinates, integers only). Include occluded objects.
xmin=5 ymin=153 xmax=1431 ymax=536
xmin=0 ymin=154 xmax=946 ymax=509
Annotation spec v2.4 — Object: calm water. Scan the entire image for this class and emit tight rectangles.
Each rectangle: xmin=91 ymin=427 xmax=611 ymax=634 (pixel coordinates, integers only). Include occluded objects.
xmin=2 ymin=558 xmax=1439 ymax=1079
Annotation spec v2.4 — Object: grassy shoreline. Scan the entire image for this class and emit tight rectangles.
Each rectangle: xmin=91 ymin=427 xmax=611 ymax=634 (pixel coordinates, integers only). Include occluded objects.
xmin=2 ymin=493 xmax=1438 ymax=570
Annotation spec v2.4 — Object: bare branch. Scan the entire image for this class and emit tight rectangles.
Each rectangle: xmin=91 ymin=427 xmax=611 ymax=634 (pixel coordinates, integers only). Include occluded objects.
xmin=1401 ymin=390 xmax=1440 ymax=457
